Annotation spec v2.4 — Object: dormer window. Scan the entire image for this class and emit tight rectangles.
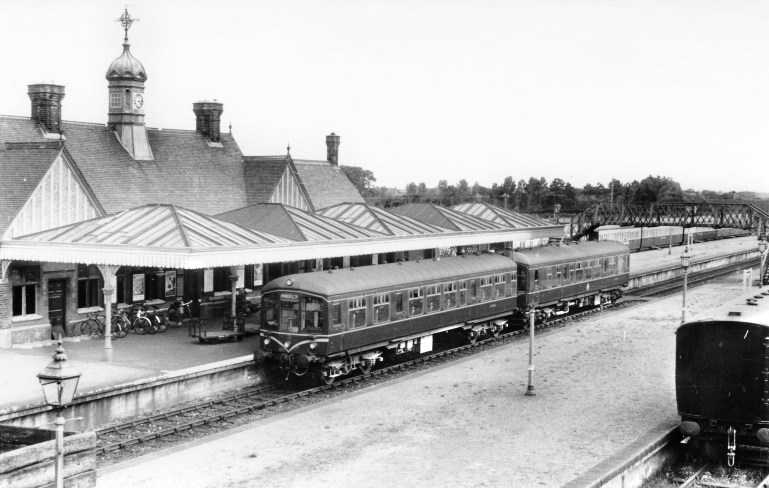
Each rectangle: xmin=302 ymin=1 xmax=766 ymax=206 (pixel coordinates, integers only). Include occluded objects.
xmin=110 ymin=92 xmax=122 ymax=108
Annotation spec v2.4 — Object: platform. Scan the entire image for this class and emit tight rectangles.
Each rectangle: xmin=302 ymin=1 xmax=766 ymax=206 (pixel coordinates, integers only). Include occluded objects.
xmin=95 ymin=280 xmax=760 ymax=487
xmin=0 ymin=326 xmax=260 ymax=416
xmin=628 ymin=235 xmax=758 ymax=276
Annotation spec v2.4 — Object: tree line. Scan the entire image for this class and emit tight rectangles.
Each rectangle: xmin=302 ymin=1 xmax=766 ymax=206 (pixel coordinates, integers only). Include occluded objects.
xmin=341 ymin=166 xmax=764 ymax=214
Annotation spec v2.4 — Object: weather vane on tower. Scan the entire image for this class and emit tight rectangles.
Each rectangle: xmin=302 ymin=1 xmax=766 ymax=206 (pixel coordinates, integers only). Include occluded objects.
xmin=117 ymin=7 xmax=138 ymax=42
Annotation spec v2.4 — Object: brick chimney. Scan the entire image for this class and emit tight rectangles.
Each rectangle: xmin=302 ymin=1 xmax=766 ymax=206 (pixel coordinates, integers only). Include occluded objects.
xmin=326 ymin=133 xmax=340 ymax=166
xmin=193 ymin=100 xmax=224 ymax=143
xmin=28 ymin=83 xmax=65 ymax=133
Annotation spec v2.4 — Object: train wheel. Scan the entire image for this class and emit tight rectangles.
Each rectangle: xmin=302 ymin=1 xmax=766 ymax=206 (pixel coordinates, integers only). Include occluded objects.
xmin=358 ymin=362 xmax=372 ymax=374
xmin=490 ymin=326 xmax=500 ymax=338
xmin=466 ymin=330 xmax=478 ymax=344
xmin=321 ymin=374 xmax=335 ymax=385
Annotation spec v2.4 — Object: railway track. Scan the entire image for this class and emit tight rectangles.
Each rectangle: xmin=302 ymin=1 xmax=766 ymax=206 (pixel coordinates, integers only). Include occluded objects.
xmin=94 ymin=258 xmax=759 ymax=464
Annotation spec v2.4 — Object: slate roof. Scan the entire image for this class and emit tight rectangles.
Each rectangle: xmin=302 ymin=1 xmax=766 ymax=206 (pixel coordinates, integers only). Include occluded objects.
xmin=216 ymin=203 xmax=384 ymax=242
xmin=390 ymin=203 xmax=510 ymax=232
xmin=243 ymin=156 xmax=291 ymax=205
xmin=451 ymin=202 xmax=553 ymax=228
xmin=0 ymin=115 xmax=249 ymax=216
xmin=317 ymin=202 xmax=450 ymax=236
xmin=17 ymin=204 xmax=291 ymax=248
xmin=291 ymin=160 xmax=365 ymax=210
xmin=0 ymin=139 xmax=62 ymax=236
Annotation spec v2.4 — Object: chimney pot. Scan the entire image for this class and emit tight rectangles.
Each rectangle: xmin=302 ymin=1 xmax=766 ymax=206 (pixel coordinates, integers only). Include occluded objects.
xmin=326 ymin=133 xmax=340 ymax=166
xmin=28 ymin=83 xmax=66 ymax=133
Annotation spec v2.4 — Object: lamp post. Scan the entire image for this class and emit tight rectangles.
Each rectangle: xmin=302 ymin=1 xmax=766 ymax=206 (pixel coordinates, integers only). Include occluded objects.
xmin=680 ymin=251 xmax=691 ymax=324
xmin=525 ymin=308 xmax=536 ymax=396
xmin=554 ymin=204 xmax=561 ymax=225
xmin=37 ymin=339 xmax=81 ymax=488
xmin=759 ymin=239 xmax=767 ymax=287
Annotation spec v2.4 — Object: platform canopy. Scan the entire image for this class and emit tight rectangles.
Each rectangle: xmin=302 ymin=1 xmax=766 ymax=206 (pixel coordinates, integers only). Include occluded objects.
xmin=451 ymin=202 xmax=553 ymax=228
xmin=316 ymin=202 xmax=450 ymax=236
xmin=0 ymin=204 xmax=565 ymax=269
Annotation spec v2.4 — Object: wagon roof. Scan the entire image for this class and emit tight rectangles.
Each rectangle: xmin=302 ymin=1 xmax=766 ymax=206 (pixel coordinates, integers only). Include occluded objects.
xmin=678 ymin=285 xmax=769 ymax=329
xmin=511 ymin=241 xmax=629 ymax=266
xmin=262 ymin=253 xmax=516 ymax=297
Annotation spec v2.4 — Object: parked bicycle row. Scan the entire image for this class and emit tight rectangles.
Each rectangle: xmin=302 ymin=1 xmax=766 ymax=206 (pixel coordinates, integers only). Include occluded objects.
xmin=68 ymin=300 xmax=196 ymax=339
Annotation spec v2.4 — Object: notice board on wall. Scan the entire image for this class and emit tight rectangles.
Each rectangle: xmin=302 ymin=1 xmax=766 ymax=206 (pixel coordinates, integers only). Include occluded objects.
xmin=132 ymin=274 xmax=145 ymax=301
xmin=203 ymin=268 xmax=214 ymax=293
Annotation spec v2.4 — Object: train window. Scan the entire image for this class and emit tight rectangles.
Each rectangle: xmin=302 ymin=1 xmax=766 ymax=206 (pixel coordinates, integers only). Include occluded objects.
xmin=263 ymin=293 xmax=278 ymax=330
xmin=395 ymin=292 xmax=403 ymax=314
xmin=373 ymin=293 xmax=390 ymax=324
xmin=533 ymin=270 xmax=540 ymax=289
xmin=301 ymin=296 xmax=324 ymax=332
xmin=469 ymin=280 xmax=477 ymax=301
xmin=348 ymin=297 xmax=367 ymax=328
xmin=444 ymin=282 xmax=457 ymax=308
xmin=603 ymin=259 xmax=608 ymax=273
xmin=594 ymin=260 xmax=601 ymax=277
xmin=426 ymin=285 xmax=441 ymax=313
xmin=409 ymin=288 xmax=424 ymax=315
xmin=331 ymin=302 xmax=341 ymax=326
xmin=555 ymin=266 xmax=561 ymax=284
xmin=459 ymin=281 xmax=467 ymax=306
xmin=585 ymin=261 xmax=592 ymax=280
xmin=544 ymin=267 xmax=551 ymax=289
xmin=562 ymin=265 xmax=568 ymax=283
xmin=480 ymin=277 xmax=492 ymax=300
xmin=494 ymin=274 xmax=505 ymax=298
xmin=280 ymin=294 xmax=301 ymax=333
xmin=575 ymin=263 xmax=582 ymax=281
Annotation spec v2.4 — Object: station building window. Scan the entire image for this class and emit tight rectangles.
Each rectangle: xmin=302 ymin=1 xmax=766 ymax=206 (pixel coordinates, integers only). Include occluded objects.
xmin=408 ymin=288 xmax=424 ymax=315
xmin=11 ymin=265 xmax=38 ymax=317
xmin=77 ymin=265 xmax=102 ymax=309
xmin=110 ymin=92 xmax=122 ymax=108
xmin=373 ymin=293 xmax=390 ymax=324
xmin=426 ymin=285 xmax=441 ymax=312
xmin=348 ymin=297 xmax=367 ymax=328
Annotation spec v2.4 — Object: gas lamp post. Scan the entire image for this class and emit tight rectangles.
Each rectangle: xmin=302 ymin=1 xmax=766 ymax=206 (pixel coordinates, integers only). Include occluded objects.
xmin=37 ymin=340 xmax=81 ymax=488
xmin=525 ymin=308 xmax=536 ymax=396
xmin=680 ymin=251 xmax=691 ymax=325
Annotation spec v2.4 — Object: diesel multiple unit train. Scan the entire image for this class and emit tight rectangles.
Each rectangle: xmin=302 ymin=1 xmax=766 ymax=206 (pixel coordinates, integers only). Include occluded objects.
xmin=256 ymin=241 xmax=630 ymax=384
xmin=677 ymin=284 xmax=769 ymax=466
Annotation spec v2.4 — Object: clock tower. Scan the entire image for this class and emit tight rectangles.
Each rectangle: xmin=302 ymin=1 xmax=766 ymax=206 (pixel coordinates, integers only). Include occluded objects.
xmin=105 ymin=8 xmax=153 ymax=160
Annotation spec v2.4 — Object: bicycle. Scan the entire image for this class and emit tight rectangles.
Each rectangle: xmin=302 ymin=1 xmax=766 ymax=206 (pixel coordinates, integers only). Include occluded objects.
xmin=74 ymin=310 xmax=105 ymax=338
xmin=144 ymin=304 xmax=168 ymax=334
xmin=166 ymin=300 xmax=194 ymax=328
xmin=126 ymin=304 xmax=152 ymax=335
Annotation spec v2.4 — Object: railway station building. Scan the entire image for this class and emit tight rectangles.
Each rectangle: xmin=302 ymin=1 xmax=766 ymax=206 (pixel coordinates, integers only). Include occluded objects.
xmin=0 ymin=21 xmax=562 ymax=349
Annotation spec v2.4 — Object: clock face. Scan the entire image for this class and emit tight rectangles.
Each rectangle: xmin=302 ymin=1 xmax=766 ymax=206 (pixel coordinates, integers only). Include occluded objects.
xmin=133 ymin=93 xmax=144 ymax=109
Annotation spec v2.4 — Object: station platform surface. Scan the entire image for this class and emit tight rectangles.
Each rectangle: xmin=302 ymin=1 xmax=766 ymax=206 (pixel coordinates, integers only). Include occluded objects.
xmin=97 ymin=279 xmax=760 ymax=488
xmin=629 ymin=235 xmax=758 ymax=276
xmin=0 ymin=326 xmax=260 ymax=412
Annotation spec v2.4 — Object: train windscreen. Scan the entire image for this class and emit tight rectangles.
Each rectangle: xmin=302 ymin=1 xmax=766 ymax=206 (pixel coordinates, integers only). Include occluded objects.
xmin=262 ymin=292 xmax=326 ymax=333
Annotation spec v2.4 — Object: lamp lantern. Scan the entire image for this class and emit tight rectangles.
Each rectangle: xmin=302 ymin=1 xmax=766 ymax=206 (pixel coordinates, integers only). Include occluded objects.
xmin=37 ymin=340 xmax=81 ymax=407
xmin=680 ymin=252 xmax=691 ymax=269
xmin=759 ymin=240 xmax=767 ymax=254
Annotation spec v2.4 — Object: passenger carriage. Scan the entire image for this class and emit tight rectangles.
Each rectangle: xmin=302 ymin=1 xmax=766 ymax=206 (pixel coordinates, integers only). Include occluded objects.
xmin=512 ymin=241 xmax=629 ymax=321
xmin=257 ymin=254 xmax=518 ymax=384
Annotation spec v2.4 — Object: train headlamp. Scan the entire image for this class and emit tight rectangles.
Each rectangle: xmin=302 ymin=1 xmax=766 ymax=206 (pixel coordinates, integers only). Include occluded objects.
xmin=310 ymin=342 xmax=317 ymax=350
xmin=286 ymin=279 xmax=293 ymax=286
xmin=284 ymin=341 xmax=291 ymax=349
xmin=263 ymin=338 xmax=270 ymax=346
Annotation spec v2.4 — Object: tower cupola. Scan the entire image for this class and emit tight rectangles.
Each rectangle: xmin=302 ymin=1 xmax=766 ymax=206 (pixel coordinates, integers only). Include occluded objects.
xmin=105 ymin=8 xmax=153 ymax=161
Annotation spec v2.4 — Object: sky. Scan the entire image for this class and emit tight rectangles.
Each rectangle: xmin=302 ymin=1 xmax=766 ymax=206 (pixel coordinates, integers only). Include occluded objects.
xmin=1 ymin=0 xmax=767 ymax=193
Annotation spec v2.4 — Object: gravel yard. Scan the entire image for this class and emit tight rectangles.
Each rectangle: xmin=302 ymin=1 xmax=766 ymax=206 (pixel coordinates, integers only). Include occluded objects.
xmin=97 ymin=279 xmax=755 ymax=488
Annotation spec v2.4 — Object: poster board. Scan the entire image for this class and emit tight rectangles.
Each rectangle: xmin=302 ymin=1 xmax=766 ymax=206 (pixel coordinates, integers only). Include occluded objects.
xmin=254 ymin=264 xmax=263 ymax=287
xmin=203 ymin=268 xmax=214 ymax=293
xmin=236 ymin=268 xmax=245 ymax=289
xmin=165 ymin=270 xmax=177 ymax=297
xmin=132 ymin=274 xmax=145 ymax=301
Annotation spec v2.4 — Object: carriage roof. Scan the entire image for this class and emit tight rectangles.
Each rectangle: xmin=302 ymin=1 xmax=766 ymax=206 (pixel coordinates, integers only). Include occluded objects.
xmin=511 ymin=241 xmax=629 ymax=267
xmin=262 ymin=253 xmax=516 ymax=298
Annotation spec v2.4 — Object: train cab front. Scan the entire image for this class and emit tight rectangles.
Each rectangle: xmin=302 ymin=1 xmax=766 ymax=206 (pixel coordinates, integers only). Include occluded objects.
xmin=256 ymin=290 xmax=329 ymax=378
